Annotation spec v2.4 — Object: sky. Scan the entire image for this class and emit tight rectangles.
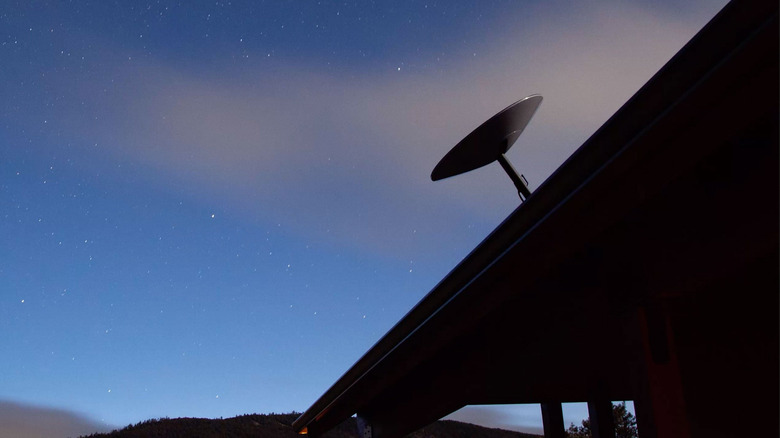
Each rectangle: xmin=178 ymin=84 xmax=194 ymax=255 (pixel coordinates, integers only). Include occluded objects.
xmin=1 ymin=1 xmax=726 ymax=436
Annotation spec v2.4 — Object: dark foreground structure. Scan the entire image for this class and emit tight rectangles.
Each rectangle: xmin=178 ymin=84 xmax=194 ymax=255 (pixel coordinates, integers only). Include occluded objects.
xmin=294 ymin=2 xmax=778 ymax=437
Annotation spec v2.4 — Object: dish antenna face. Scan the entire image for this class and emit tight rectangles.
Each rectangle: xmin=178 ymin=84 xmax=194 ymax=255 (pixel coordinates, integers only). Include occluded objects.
xmin=431 ymin=94 xmax=542 ymax=201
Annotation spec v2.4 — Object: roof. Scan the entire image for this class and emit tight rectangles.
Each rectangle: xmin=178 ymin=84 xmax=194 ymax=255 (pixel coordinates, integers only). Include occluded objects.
xmin=294 ymin=2 xmax=779 ymax=437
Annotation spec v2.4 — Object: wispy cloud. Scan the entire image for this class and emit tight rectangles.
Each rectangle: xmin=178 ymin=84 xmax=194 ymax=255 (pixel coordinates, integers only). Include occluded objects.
xmin=38 ymin=1 xmax=722 ymax=258
xmin=0 ymin=400 xmax=112 ymax=438
xmin=444 ymin=404 xmax=545 ymax=435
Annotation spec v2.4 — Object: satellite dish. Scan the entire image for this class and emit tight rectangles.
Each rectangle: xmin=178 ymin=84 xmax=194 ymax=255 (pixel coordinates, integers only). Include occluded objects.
xmin=431 ymin=94 xmax=542 ymax=201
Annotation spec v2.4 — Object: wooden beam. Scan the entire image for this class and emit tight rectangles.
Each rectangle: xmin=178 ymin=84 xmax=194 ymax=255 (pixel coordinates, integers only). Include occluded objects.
xmin=541 ymin=402 xmax=565 ymax=438
xmin=587 ymin=399 xmax=615 ymax=438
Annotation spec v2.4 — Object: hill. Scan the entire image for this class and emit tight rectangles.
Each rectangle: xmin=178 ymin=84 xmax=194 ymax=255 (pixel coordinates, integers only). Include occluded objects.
xmin=79 ymin=413 xmax=541 ymax=438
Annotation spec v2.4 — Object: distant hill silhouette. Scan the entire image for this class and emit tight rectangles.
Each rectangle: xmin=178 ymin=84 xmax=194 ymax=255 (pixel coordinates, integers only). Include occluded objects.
xmin=79 ymin=412 xmax=542 ymax=438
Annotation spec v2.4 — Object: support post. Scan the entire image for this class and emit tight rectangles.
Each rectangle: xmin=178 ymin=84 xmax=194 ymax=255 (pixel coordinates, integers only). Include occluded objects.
xmin=355 ymin=415 xmax=372 ymax=438
xmin=496 ymin=153 xmax=531 ymax=201
xmin=636 ymin=306 xmax=690 ymax=438
xmin=587 ymin=399 xmax=615 ymax=438
xmin=541 ymin=402 xmax=566 ymax=438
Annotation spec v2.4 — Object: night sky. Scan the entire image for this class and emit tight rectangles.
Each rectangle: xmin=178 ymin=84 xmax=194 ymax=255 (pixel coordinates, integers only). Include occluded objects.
xmin=2 ymin=1 xmax=725 ymax=435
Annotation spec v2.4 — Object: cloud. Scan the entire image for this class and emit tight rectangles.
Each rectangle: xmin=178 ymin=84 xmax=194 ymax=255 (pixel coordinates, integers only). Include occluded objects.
xmin=444 ymin=404 xmax=545 ymax=435
xmin=0 ymin=400 xmax=112 ymax=438
xmin=37 ymin=1 xmax=723 ymax=259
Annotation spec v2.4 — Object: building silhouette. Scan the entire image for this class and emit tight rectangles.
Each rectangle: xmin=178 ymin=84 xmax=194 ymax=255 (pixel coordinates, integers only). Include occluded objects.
xmin=294 ymin=2 xmax=779 ymax=437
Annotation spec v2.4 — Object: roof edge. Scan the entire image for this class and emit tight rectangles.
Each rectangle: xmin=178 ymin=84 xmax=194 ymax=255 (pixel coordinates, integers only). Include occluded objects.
xmin=292 ymin=0 xmax=777 ymax=433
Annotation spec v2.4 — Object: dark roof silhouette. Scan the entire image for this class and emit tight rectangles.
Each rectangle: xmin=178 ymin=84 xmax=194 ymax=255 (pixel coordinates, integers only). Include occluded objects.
xmin=294 ymin=2 xmax=779 ymax=437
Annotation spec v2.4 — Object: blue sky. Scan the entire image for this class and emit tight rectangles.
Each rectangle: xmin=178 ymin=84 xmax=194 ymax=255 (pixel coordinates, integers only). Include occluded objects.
xmin=2 ymin=1 xmax=725 ymax=435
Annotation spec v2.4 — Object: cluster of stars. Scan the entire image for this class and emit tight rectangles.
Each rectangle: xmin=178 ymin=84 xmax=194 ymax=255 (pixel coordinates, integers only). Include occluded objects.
xmin=0 ymin=0 xmax=600 ymax=430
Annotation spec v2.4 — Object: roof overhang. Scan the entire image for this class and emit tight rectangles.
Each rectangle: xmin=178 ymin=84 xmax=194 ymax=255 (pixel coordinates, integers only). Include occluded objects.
xmin=294 ymin=2 xmax=779 ymax=437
